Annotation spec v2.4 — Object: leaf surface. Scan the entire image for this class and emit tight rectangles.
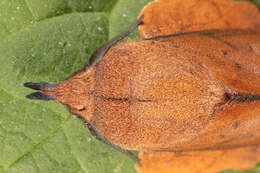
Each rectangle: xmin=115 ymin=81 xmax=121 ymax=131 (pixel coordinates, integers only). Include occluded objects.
xmin=0 ymin=0 xmax=149 ymax=172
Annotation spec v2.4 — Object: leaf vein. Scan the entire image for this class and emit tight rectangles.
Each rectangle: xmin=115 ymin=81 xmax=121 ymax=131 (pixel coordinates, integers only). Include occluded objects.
xmin=61 ymin=127 xmax=85 ymax=173
xmin=5 ymin=115 xmax=71 ymax=171
xmin=24 ymin=0 xmax=37 ymax=20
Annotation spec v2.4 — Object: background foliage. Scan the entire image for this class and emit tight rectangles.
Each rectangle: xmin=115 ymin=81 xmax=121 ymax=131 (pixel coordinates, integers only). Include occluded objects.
xmin=0 ymin=0 xmax=259 ymax=173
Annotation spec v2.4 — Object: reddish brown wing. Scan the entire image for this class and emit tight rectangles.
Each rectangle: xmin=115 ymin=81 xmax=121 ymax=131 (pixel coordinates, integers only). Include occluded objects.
xmin=155 ymin=29 xmax=260 ymax=94
xmin=136 ymin=145 xmax=260 ymax=173
xmin=92 ymin=29 xmax=260 ymax=151
xmin=149 ymin=29 xmax=260 ymax=151
xmin=139 ymin=0 xmax=260 ymax=39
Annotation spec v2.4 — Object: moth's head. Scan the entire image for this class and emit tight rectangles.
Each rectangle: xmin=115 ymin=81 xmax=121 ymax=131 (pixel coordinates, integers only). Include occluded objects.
xmin=24 ymin=15 xmax=144 ymax=122
xmin=24 ymin=69 xmax=95 ymax=121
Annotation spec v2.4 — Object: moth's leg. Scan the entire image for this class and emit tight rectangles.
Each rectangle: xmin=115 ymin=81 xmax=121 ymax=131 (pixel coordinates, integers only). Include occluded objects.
xmin=86 ymin=122 xmax=142 ymax=167
xmin=86 ymin=15 xmax=144 ymax=67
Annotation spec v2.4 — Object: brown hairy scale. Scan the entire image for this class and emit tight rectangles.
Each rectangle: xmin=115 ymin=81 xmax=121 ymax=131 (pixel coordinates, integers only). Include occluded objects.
xmin=43 ymin=69 xmax=95 ymax=121
xmin=139 ymin=0 xmax=260 ymax=38
xmin=42 ymin=30 xmax=260 ymax=151
xmin=136 ymin=145 xmax=260 ymax=173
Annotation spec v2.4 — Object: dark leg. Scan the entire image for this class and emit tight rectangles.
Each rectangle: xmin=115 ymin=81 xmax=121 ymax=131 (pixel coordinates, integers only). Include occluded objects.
xmin=86 ymin=15 xmax=144 ymax=67
xmin=86 ymin=122 xmax=142 ymax=167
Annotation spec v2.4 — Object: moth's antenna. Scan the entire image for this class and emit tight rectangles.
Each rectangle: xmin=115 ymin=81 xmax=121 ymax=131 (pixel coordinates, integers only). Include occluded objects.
xmin=26 ymin=92 xmax=55 ymax=101
xmin=86 ymin=15 xmax=144 ymax=67
xmin=24 ymin=82 xmax=57 ymax=90
xmin=24 ymin=82 xmax=56 ymax=101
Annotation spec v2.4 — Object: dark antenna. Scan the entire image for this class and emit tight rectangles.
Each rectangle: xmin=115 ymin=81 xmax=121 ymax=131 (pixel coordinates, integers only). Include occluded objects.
xmin=86 ymin=15 xmax=144 ymax=67
xmin=24 ymin=82 xmax=56 ymax=101
xmin=26 ymin=92 xmax=55 ymax=101
xmin=24 ymin=82 xmax=57 ymax=90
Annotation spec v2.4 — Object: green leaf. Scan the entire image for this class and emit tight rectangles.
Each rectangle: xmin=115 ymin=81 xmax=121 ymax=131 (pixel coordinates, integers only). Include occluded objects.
xmin=109 ymin=0 xmax=153 ymax=39
xmin=0 ymin=0 xmax=139 ymax=172
xmin=0 ymin=0 xmax=112 ymax=42
xmin=220 ymin=163 xmax=260 ymax=173
xmin=0 ymin=0 xmax=259 ymax=173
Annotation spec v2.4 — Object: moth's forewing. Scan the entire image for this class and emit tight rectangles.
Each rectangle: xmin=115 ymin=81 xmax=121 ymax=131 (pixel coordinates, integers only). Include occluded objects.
xmin=92 ymin=29 xmax=260 ymax=151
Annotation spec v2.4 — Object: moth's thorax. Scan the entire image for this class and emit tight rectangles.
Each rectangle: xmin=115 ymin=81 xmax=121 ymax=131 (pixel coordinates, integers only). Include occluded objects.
xmin=43 ymin=68 xmax=95 ymax=121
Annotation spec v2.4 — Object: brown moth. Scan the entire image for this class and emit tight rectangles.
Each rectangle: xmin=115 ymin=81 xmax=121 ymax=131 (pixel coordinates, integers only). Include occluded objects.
xmin=24 ymin=15 xmax=260 ymax=165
